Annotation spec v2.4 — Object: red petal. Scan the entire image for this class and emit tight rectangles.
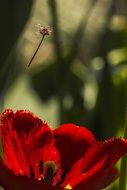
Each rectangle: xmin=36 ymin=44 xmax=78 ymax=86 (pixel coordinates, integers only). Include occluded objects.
xmin=53 ymin=124 xmax=96 ymax=168
xmin=81 ymin=138 xmax=127 ymax=171
xmin=63 ymin=138 xmax=127 ymax=190
xmin=0 ymin=109 xmax=59 ymax=178
xmin=0 ymin=110 xmax=28 ymax=175
xmin=0 ymin=158 xmax=62 ymax=190
xmin=72 ymin=167 xmax=118 ymax=190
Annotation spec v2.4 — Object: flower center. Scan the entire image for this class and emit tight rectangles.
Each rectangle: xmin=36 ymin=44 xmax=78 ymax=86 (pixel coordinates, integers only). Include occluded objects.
xmin=44 ymin=161 xmax=57 ymax=182
xmin=29 ymin=165 xmax=35 ymax=178
xmin=29 ymin=160 xmax=57 ymax=181
xmin=65 ymin=184 xmax=72 ymax=190
xmin=60 ymin=167 xmax=69 ymax=183
xmin=29 ymin=161 xmax=70 ymax=188
xmin=39 ymin=160 xmax=43 ymax=175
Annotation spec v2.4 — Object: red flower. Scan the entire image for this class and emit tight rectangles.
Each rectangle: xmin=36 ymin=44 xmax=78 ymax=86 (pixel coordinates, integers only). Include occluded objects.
xmin=0 ymin=109 xmax=127 ymax=190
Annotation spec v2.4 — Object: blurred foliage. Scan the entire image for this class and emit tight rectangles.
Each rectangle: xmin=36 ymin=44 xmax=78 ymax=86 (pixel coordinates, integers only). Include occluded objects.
xmin=0 ymin=0 xmax=34 ymax=109
xmin=0 ymin=0 xmax=127 ymax=189
xmin=30 ymin=0 xmax=127 ymax=140
xmin=1 ymin=0 xmax=127 ymax=136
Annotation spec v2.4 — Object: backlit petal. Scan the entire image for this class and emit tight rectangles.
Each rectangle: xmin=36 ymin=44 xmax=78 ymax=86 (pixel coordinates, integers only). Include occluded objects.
xmin=53 ymin=124 xmax=96 ymax=169
xmin=0 ymin=158 xmax=62 ymax=190
xmin=63 ymin=138 xmax=127 ymax=190
xmin=0 ymin=109 xmax=59 ymax=178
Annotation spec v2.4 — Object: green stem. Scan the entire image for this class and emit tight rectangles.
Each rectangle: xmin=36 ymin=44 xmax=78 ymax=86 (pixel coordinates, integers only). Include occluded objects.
xmin=119 ymin=106 xmax=127 ymax=190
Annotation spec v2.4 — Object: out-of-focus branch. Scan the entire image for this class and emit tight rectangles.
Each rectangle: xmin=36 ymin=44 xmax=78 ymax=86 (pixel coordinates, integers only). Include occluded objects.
xmin=0 ymin=0 xmax=34 ymax=112
xmin=80 ymin=0 xmax=114 ymax=64
xmin=119 ymin=105 xmax=127 ymax=190
xmin=67 ymin=0 xmax=97 ymax=64
xmin=48 ymin=0 xmax=63 ymax=62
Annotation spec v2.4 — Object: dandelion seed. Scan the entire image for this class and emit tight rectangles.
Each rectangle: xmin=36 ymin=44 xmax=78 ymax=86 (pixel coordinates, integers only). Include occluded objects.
xmin=28 ymin=25 xmax=52 ymax=67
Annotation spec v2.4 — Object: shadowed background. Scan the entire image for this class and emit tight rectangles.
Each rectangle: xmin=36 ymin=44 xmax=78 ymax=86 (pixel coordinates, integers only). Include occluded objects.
xmin=0 ymin=1 xmax=127 ymax=189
